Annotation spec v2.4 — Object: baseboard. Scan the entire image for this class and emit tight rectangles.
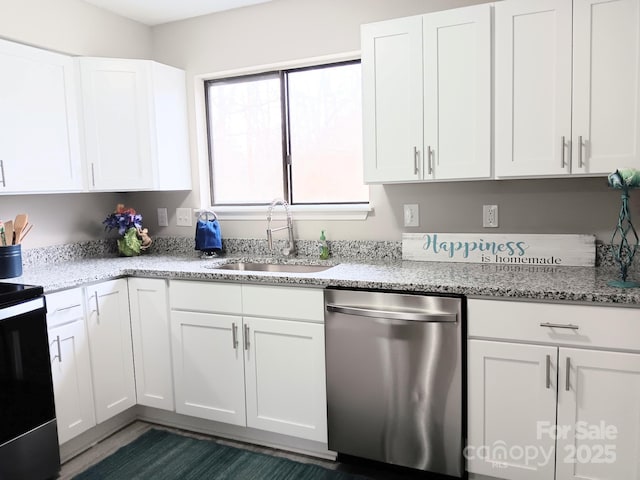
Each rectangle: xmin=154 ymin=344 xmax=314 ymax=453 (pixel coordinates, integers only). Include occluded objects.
xmin=136 ymin=405 xmax=337 ymax=461
xmin=59 ymin=408 xmax=138 ymax=463
xmin=59 ymin=406 xmax=336 ymax=465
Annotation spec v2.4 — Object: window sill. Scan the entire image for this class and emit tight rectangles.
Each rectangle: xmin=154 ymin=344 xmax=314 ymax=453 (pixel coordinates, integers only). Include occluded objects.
xmin=205 ymin=204 xmax=372 ymax=221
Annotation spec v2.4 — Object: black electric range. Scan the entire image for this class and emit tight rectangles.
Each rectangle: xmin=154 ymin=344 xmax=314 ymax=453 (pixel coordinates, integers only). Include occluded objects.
xmin=0 ymin=281 xmax=60 ymax=480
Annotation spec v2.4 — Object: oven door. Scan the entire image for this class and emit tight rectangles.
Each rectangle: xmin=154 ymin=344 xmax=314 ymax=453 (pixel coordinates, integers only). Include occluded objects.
xmin=0 ymin=297 xmax=56 ymax=447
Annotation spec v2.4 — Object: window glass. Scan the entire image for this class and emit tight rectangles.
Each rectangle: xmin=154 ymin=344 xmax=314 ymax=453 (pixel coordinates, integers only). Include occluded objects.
xmin=207 ymin=74 xmax=283 ymax=204
xmin=288 ymin=63 xmax=367 ymax=204
xmin=206 ymin=62 xmax=368 ymax=206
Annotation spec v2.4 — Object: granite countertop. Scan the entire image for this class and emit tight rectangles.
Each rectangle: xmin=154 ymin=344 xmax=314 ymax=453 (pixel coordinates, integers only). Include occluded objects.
xmin=10 ymin=253 xmax=640 ymax=305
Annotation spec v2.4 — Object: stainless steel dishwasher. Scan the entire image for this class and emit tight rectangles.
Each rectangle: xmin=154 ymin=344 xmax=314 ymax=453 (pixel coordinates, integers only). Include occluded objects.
xmin=325 ymin=288 xmax=463 ymax=478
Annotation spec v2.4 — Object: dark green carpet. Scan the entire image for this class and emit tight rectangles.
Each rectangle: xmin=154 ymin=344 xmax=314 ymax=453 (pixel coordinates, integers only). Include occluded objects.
xmin=73 ymin=429 xmax=368 ymax=480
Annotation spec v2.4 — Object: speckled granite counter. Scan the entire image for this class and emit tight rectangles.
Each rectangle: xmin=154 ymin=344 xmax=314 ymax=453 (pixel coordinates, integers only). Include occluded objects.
xmin=8 ymin=253 xmax=640 ymax=305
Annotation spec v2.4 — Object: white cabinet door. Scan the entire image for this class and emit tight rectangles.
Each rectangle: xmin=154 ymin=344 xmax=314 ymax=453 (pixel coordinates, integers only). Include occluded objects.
xmin=79 ymin=58 xmax=154 ymax=191
xmin=46 ymin=289 xmax=95 ymax=445
xmin=244 ymin=317 xmax=327 ymax=442
xmin=78 ymin=58 xmax=191 ymax=192
xmin=0 ymin=39 xmax=82 ymax=193
xmin=467 ymin=340 xmax=557 ymax=480
xmin=572 ymin=0 xmax=640 ymax=174
xmin=423 ymin=4 xmax=491 ymax=180
xmin=128 ymin=278 xmax=173 ymax=411
xmin=150 ymin=62 xmax=192 ymax=190
xmin=86 ymin=279 xmax=136 ymax=424
xmin=556 ymin=348 xmax=640 ymax=480
xmin=362 ymin=16 xmax=423 ymax=183
xmin=495 ymin=0 xmax=573 ymax=177
xmin=171 ymin=311 xmax=246 ymax=425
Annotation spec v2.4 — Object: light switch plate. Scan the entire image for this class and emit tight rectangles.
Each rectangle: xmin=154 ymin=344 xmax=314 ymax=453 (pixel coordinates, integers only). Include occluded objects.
xmin=404 ymin=204 xmax=419 ymax=227
xmin=157 ymin=208 xmax=168 ymax=227
xmin=176 ymin=208 xmax=193 ymax=227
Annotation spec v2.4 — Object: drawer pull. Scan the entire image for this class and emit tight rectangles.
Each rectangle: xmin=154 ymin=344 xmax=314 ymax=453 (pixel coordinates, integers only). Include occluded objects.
xmin=565 ymin=357 xmax=571 ymax=391
xmin=244 ymin=324 xmax=250 ymax=351
xmin=53 ymin=304 xmax=81 ymax=313
xmin=546 ymin=354 xmax=551 ymax=389
xmin=540 ymin=322 xmax=579 ymax=330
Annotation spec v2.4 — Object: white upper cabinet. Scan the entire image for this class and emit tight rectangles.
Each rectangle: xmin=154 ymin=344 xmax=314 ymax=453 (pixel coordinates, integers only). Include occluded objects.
xmin=0 ymin=39 xmax=83 ymax=194
xmin=496 ymin=0 xmax=640 ymax=177
xmin=362 ymin=5 xmax=492 ymax=183
xmin=423 ymin=4 xmax=492 ymax=180
xmin=78 ymin=58 xmax=191 ymax=192
xmin=495 ymin=0 xmax=573 ymax=177
xmin=572 ymin=0 xmax=640 ymax=174
xmin=362 ymin=16 xmax=424 ymax=183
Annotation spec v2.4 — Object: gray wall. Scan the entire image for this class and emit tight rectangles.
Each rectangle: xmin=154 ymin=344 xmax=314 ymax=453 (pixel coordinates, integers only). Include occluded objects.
xmin=131 ymin=0 xmax=635 ymax=243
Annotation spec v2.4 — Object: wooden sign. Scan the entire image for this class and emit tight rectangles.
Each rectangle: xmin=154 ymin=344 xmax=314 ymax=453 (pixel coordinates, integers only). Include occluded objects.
xmin=402 ymin=233 xmax=596 ymax=267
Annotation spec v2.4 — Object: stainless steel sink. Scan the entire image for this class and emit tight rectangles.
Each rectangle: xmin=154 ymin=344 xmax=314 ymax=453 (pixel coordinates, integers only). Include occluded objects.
xmin=213 ymin=262 xmax=334 ymax=273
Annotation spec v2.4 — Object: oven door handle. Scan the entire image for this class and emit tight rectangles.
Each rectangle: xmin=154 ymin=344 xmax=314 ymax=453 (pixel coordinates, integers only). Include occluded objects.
xmin=0 ymin=298 xmax=45 ymax=321
xmin=326 ymin=304 xmax=456 ymax=322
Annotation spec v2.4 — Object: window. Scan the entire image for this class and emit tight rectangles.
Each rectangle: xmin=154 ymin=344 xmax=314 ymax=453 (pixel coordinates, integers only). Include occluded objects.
xmin=205 ymin=61 xmax=368 ymax=206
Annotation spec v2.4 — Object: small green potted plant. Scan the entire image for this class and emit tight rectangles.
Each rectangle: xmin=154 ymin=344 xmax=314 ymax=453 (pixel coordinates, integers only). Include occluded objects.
xmin=103 ymin=204 xmax=152 ymax=256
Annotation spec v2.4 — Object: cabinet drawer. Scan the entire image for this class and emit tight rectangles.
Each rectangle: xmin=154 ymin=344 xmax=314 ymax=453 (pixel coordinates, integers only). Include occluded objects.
xmin=242 ymin=285 xmax=324 ymax=322
xmin=170 ymin=280 xmax=242 ymax=314
xmin=468 ymin=299 xmax=640 ymax=352
xmin=46 ymin=288 xmax=84 ymax=328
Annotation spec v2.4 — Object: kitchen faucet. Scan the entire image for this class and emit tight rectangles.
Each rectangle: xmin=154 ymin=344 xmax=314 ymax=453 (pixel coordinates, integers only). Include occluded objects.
xmin=266 ymin=198 xmax=296 ymax=257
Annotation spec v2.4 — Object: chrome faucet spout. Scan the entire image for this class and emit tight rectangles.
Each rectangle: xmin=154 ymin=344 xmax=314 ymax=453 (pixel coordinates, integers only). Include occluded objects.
xmin=266 ymin=198 xmax=296 ymax=256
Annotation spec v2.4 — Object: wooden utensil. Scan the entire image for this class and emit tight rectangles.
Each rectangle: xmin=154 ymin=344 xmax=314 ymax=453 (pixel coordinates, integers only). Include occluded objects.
xmin=18 ymin=223 xmax=33 ymax=243
xmin=4 ymin=221 xmax=14 ymax=246
xmin=13 ymin=214 xmax=28 ymax=245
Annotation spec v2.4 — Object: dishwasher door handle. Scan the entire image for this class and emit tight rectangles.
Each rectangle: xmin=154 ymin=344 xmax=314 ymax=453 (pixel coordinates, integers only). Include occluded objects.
xmin=326 ymin=304 xmax=456 ymax=322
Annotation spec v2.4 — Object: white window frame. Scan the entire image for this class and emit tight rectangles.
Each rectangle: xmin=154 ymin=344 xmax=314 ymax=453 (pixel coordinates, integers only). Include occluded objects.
xmin=193 ymin=51 xmax=372 ymax=221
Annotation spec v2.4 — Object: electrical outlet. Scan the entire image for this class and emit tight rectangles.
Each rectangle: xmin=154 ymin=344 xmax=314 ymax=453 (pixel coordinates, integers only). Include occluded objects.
xmin=403 ymin=204 xmax=419 ymax=227
xmin=176 ymin=208 xmax=193 ymax=227
xmin=157 ymin=208 xmax=168 ymax=227
xmin=483 ymin=205 xmax=499 ymax=228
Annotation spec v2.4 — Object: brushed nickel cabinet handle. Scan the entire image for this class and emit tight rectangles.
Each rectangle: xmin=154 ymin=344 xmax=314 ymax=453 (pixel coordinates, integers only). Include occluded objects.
xmin=231 ymin=322 xmax=238 ymax=349
xmin=561 ymin=136 xmax=566 ymax=168
xmin=427 ymin=146 xmax=433 ymax=175
xmin=565 ymin=357 xmax=571 ymax=391
xmin=540 ymin=322 xmax=579 ymax=330
xmin=94 ymin=291 xmax=100 ymax=321
xmin=546 ymin=354 xmax=551 ymax=389
xmin=413 ymin=147 xmax=419 ymax=175
xmin=91 ymin=163 xmax=96 ymax=187
xmin=0 ymin=160 xmax=5 ymax=187
xmin=244 ymin=324 xmax=250 ymax=351
xmin=54 ymin=304 xmax=81 ymax=314
xmin=578 ymin=135 xmax=583 ymax=168
xmin=56 ymin=336 xmax=62 ymax=364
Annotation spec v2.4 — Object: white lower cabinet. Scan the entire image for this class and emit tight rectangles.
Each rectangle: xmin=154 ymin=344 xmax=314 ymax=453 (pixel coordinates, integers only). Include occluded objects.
xmin=171 ymin=311 xmax=246 ymax=425
xmin=467 ymin=299 xmax=640 ymax=480
xmin=128 ymin=278 xmax=174 ymax=411
xmin=46 ymin=288 xmax=96 ymax=445
xmin=244 ymin=316 xmax=326 ymax=442
xmin=170 ymin=281 xmax=327 ymax=443
xmin=468 ymin=340 xmax=557 ymax=480
xmin=86 ymin=279 xmax=136 ymax=424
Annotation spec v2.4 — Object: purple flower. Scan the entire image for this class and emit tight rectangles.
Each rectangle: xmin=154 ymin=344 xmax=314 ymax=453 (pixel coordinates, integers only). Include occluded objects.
xmin=103 ymin=206 xmax=143 ymax=236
